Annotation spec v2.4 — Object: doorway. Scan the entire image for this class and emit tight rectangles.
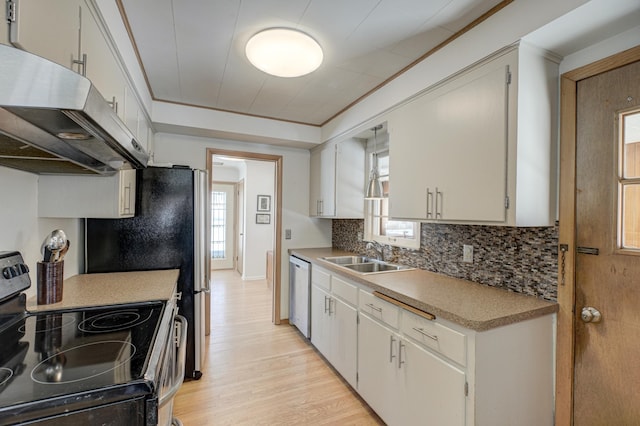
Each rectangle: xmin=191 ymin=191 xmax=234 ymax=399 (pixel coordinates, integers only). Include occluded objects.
xmin=207 ymin=148 xmax=283 ymax=325
xmin=556 ymin=46 xmax=640 ymax=424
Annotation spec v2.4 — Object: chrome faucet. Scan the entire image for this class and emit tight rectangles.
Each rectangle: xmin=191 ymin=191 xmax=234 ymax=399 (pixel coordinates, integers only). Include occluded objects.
xmin=366 ymin=241 xmax=384 ymax=261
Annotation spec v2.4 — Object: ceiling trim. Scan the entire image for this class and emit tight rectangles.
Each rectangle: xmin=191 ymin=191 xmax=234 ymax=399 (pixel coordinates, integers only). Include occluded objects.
xmin=116 ymin=0 xmax=513 ymax=128
xmin=319 ymin=0 xmax=514 ymax=126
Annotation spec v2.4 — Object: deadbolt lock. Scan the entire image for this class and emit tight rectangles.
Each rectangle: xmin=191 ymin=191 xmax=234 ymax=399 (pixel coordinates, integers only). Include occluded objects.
xmin=581 ymin=307 xmax=602 ymax=323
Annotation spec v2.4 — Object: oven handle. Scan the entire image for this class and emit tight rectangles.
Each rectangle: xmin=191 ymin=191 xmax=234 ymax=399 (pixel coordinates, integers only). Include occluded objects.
xmin=159 ymin=314 xmax=188 ymax=407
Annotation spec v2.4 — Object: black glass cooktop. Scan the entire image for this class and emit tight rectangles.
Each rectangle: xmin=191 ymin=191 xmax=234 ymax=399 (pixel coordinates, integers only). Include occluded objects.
xmin=0 ymin=301 xmax=164 ymax=416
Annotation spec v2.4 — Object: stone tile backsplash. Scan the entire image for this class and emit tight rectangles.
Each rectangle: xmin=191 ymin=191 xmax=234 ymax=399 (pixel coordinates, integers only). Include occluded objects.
xmin=332 ymin=219 xmax=558 ymax=301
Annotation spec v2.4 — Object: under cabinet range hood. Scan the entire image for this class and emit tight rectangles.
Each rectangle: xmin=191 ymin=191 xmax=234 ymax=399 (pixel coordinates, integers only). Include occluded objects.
xmin=0 ymin=44 xmax=148 ymax=175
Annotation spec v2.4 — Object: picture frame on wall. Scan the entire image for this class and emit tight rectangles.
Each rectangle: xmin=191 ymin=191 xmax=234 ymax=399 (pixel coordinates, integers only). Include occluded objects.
xmin=257 ymin=195 xmax=271 ymax=212
xmin=256 ymin=213 xmax=270 ymax=224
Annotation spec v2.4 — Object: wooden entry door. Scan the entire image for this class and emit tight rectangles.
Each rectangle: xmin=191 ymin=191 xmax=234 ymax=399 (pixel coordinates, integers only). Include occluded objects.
xmin=573 ymin=59 xmax=640 ymax=424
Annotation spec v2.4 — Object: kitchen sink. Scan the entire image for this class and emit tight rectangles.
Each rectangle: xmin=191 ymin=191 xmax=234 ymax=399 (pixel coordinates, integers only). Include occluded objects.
xmin=321 ymin=255 xmax=413 ymax=274
xmin=343 ymin=262 xmax=412 ymax=273
xmin=322 ymin=255 xmax=372 ymax=265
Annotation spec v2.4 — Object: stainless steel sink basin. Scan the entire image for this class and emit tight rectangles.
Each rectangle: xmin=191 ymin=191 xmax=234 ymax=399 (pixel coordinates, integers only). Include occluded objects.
xmin=343 ymin=262 xmax=412 ymax=273
xmin=322 ymin=255 xmax=373 ymax=265
xmin=321 ymin=255 xmax=413 ymax=274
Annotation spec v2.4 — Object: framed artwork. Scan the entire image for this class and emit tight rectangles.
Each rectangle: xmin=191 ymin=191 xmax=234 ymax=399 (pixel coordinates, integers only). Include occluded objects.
xmin=256 ymin=213 xmax=270 ymax=224
xmin=257 ymin=195 xmax=271 ymax=212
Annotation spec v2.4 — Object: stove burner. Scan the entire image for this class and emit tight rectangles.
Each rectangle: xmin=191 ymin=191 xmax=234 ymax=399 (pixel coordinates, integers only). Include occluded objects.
xmin=31 ymin=341 xmax=136 ymax=385
xmin=78 ymin=309 xmax=154 ymax=333
xmin=19 ymin=315 xmax=76 ymax=334
xmin=0 ymin=368 xmax=13 ymax=387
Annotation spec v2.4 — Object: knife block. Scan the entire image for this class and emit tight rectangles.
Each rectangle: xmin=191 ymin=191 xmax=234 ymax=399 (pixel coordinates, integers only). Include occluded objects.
xmin=37 ymin=261 xmax=63 ymax=305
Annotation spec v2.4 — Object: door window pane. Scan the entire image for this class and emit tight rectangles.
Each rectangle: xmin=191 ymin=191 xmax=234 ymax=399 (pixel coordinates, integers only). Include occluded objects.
xmin=618 ymin=110 xmax=640 ymax=250
xmin=211 ymin=191 xmax=227 ymax=259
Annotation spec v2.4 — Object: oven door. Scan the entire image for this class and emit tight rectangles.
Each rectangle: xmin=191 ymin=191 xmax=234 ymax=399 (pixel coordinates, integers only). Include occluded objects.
xmin=157 ymin=314 xmax=187 ymax=426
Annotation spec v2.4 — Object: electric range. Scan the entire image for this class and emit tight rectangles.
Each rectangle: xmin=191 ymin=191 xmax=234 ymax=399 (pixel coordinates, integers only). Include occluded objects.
xmin=0 ymin=251 xmax=183 ymax=425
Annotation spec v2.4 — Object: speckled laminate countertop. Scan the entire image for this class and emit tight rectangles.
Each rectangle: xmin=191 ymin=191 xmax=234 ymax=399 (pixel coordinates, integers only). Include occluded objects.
xmin=27 ymin=269 xmax=180 ymax=312
xmin=290 ymin=248 xmax=558 ymax=331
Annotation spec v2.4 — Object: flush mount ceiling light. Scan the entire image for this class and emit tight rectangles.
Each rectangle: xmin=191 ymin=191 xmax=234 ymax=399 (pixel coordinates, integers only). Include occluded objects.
xmin=245 ymin=28 xmax=323 ymax=78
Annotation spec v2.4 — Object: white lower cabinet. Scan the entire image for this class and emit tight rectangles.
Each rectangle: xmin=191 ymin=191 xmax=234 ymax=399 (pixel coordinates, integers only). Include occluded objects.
xmin=358 ymin=293 xmax=465 ymax=426
xmin=308 ymin=267 xmax=555 ymax=426
xmin=310 ymin=267 xmax=358 ymax=388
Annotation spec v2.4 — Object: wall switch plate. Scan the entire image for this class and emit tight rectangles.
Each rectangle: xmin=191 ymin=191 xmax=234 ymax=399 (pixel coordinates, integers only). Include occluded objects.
xmin=285 ymin=229 xmax=292 ymax=240
xmin=463 ymin=244 xmax=474 ymax=263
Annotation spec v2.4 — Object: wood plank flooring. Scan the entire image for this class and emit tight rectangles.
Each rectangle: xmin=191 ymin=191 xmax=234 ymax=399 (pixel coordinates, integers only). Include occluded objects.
xmin=173 ymin=270 xmax=383 ymax=425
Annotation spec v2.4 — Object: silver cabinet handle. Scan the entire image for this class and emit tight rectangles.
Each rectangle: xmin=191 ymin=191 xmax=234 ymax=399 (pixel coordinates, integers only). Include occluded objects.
xmin=426 ymin=188 xmax=433 ymax=218
xmin=328 ymin=297 xmax=335 ymax=315
xmin=413 ymin=327 xmax=438 ymax=341
xmin=324 ymin=295 xmax=330 ymax=314
xmin=398 ymin=341 xmax=406 ymax=369
xmin=365 ymin=303 xmax=382 ymax=313
xmin=389 ymin=335 xmax=396 ymax=363
xmin=435 ymin=187 xmax=442 ymax=218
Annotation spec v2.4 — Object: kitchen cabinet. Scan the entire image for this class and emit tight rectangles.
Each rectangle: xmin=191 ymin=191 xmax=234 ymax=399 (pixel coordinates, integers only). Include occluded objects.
xmin=309 ymin=138 xmax=365 ymax=218
xmin=310 ymin=267 xmax=358 ymax=388
xmin=358 ymin=290 xmax=465 ymax=426
xmin=388 ymin=43 xmax=559 ymax=226
xmin=7 ymin=0 xmax=80 ymax=70
xmin=6 ymin=0 xmax=153 ymax=154
xmin=38 ymin=168 xmax=136 ymax=218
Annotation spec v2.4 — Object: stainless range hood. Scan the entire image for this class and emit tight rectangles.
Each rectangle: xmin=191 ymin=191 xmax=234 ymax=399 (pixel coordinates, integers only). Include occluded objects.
xmin=0 ymin=44 xmax=148 ymax=175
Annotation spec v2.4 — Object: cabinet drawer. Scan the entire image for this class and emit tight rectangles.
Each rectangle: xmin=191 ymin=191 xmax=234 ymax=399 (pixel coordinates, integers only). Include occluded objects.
xmin=312 ymin=267 xmax=331 ymax=291
xmin=401 ymin=310 xmax=466 ymax=366
xmin=331 ymin=275 xmax=358 ymax=306
xmin=359 ymin=290 xmax=400 ymax=329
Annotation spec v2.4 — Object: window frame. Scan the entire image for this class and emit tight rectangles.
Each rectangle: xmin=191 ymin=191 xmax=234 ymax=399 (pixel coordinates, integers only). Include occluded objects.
xmin=616 ymin=108 xmax=640 ymax=254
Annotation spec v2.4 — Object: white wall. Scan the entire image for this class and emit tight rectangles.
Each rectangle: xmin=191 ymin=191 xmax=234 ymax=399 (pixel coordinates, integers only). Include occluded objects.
xmin=153 ymin=132 xmax=332 ymax=319
xmin=242 ymin=160 xmax=274 ymax=280
xmin=0 ymin=167 xmax=83 ymax=301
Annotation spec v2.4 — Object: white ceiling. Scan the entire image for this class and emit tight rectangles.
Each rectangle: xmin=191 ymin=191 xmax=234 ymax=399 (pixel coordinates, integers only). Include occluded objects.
xmin=118 ymin=0 xmax=506 ymax=127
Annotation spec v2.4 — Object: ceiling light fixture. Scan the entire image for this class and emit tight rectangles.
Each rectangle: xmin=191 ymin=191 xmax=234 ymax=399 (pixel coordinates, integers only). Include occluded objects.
xmin=365 ymin=125 xmax=384 ymax=200
xmin=245 ymin=28 xmax=323 ymax=78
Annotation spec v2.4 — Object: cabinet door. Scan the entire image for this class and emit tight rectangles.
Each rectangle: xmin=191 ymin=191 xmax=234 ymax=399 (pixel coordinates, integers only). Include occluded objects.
xmin=401 ymin=339 xmax=466 ymax=426
xmin=432 ymin=65 xmax=508 ymax=222
xmin=310 ymin=285 xmax=331 ymax=358
xmin=357 ymin=313 xmax=402 ymax=425
xmin=80 ymin=1 xmax=126 ymax=120
xmin=118 ymin=169 xmax=136 ymax=217
xmin=9 ymin=0 xmax=80 ymax=70
xmin=330 ymin=297 xmax=357 ymax=388
xmin=309 ymin=147 xmax=322 ymax=216
xmin=319 ymin=143 xmax=336 ymax=217
xmin=388 ymin=100 xmax=430 ymax=220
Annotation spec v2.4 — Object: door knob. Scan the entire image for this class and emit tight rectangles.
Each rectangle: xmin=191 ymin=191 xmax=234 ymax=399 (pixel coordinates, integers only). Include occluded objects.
xmin=581 ymin=307 xmax=602 ymax=323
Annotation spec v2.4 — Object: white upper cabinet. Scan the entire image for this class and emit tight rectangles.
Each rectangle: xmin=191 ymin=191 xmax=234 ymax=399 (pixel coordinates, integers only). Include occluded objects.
xmin=388 ymin=43 xmax=559 ymax=226
xmin=7 ymin=0 xmax=80 ymax=70
xmin=309 ymin=138 xmax=365 ymax=218
xmin=38 ymin=168 xmax=136 ymax=218
xmin=6 ymin=0 xmax=153 ymax=155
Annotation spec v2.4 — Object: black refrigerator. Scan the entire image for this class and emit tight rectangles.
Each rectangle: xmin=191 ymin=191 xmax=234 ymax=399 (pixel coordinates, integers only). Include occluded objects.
xmin=85 ymin=166 xmax=210 ymax=380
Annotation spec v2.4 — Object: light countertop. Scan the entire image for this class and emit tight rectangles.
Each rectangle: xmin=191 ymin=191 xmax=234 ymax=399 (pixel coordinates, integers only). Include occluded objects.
xmin=27 ymin=269 xmax=180 ymax=312
xmin=290 ymin=248 xmax=558 ymax=331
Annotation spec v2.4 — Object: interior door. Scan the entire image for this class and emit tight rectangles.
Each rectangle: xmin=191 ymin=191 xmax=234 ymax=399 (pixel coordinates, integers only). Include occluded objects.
xmin=573 ymin=59 xmax=640 ymax=424
xmin=235 ymin=180 xmax=245 ymax=276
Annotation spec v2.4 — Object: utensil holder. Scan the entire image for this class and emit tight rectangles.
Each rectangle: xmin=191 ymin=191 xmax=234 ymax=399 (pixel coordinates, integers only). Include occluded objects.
xmin=37 ymin=261 xmax=63 ymax=305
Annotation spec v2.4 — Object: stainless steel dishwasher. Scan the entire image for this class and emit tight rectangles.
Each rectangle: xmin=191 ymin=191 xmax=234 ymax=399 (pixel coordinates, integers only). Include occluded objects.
xmin=289 ymin=255 xmax=311 ymax=338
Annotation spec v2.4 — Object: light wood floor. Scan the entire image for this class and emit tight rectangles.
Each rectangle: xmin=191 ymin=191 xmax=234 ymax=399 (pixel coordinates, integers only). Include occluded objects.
xmin=173 ymin=270 xmax=383 ymax=425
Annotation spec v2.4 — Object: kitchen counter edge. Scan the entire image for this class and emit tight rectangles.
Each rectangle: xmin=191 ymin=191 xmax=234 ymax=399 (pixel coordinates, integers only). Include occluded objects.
xmin=290 ymin=248 xmax=558 ymax=332
xmin=27 ymin=269 xmax=180 ymax=312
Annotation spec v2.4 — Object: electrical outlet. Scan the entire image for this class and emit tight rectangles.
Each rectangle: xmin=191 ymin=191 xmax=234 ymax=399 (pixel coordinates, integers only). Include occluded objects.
xmin=463 ymin=244 xmax=474 ymax=263
xmin=285 ymin=229 xmax=292 ymax=240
